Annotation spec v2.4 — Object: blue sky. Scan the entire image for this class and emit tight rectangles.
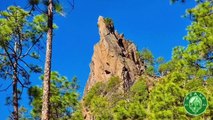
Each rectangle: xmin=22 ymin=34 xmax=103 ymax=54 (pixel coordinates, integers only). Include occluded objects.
xmin=0 ymin=0 xmax=195 ymax=119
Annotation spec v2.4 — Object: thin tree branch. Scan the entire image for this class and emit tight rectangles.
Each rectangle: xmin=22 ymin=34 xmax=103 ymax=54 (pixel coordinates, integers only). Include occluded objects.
xmin=2 ymin=46 xmax=16 ymax=70
xmin=19 ymin=58 xmax=32 ymax=70
xmin=17 ymin=77 xmax=29 ymax=89
xmin=17 ymin=63 xmax=30 ymax=82
xmin=20 ymin=34 xmax=43 ymax=59
xmin=35 ymin=5 xmax=47 ymax=14
xmin=67 ymin=0 xmax=75 ymax=10
xmin=0 ymin=82 xmax=13 ymax=92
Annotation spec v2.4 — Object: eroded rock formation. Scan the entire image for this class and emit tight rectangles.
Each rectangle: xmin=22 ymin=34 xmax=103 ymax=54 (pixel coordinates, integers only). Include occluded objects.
xmin=84 ymin=16 xmax=145 ymax=94
xmin=82 ymin=16 xmax=147 ymax=120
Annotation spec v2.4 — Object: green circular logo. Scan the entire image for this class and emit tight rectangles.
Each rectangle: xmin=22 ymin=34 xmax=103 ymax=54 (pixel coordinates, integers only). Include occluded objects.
xmin=184 ymin=91 xmax=208 ymax=116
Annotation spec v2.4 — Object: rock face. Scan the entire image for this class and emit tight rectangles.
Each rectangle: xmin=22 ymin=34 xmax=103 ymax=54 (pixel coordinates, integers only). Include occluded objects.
xmin=83 ymin=16 xmax=146 ymax=120
xmin=84 ymin=16 xmax=145 ymax=94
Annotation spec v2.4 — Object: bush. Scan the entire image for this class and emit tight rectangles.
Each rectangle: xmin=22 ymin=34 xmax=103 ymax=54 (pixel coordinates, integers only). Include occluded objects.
xmin=106 ymin=76 xmax=120 ymax=91
xmin=104 ymin=18 xmax=113 ymax=27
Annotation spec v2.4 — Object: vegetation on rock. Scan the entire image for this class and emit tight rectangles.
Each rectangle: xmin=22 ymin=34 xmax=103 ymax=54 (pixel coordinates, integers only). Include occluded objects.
xmin=83 ymin=1 xmax=213 ymax=119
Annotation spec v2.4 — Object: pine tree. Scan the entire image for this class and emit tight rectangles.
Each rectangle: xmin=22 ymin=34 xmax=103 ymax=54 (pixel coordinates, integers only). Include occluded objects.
xmin=41 ymin=0 xmax=54 ymax=119
xmin=26 ymin=1 xmax=73 ymax=119
xmin=29 ymin=72 xmax=80 ymax=120
xmin=0 ymin=6 xmax=46 ymax=119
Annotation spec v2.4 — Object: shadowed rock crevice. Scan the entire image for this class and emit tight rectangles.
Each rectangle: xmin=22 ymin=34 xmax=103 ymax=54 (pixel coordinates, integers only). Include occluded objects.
xmin=105 ymin=70 xmax=111 ymax=74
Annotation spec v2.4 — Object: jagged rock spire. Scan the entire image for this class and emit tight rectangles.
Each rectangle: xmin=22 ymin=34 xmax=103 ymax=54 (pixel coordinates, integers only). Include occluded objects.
xmin=84 ymin=16 xmax=145 ymax=94
xmin=82 ymin=16 xmax=146 ymax=120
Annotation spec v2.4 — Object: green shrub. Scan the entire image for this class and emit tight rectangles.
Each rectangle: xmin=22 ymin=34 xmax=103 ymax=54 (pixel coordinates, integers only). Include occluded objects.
xmin=84 ymin=82 xmax=105 ymax=106
xmin=106 ymin=76 xmax=120 ymax=91
xmin=104 ymin=18 xmax=113 ymax=27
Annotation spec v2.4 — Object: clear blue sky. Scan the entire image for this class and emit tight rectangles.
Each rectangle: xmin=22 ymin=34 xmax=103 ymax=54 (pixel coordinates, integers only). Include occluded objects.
xmin=0 ymin=0 xmax=195 ymax=119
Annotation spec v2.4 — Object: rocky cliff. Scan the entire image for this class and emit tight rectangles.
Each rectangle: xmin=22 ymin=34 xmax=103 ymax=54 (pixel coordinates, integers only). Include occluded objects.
xmin=82 ymin=16 xmax=147 ymax=120
xmin=84 ymin=16 xmax=145 ymax=94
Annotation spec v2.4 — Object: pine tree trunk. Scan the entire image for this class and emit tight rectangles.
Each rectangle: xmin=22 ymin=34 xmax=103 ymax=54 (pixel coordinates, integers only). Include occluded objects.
xmin=41 ymin=0 xmax=53 ymax=119
xmin=13 ymin=61 xmax=18 ymax=120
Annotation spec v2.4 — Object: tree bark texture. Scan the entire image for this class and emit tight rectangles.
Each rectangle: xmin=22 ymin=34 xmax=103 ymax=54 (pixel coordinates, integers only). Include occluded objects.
xmin=41 ymin=0 xmax=53 ymax=119
xmin=13 ymin=61 xmax=18 ymax=120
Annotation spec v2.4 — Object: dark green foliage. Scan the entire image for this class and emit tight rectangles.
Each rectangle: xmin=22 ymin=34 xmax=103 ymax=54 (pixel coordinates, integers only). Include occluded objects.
xmin=28 ymin=72 xmax=81 ymax=120
xmin=104 ymin=18 xmax=114 ymax=27
xmin=140 ymin=48 xmax=154 ymax=65
xmin=104 ymin=17 xmax=115 ymax=32
xmin=0 ymin=6 xmax=47 ymax=119
xmin=18 ymin=106 xmax=34 ymax=120
xmin=156 ymin=57 xmax=165 ymax=64
xmin=138 ymin=48 xmax=156 ymax=76
xmin=28 ymin=0 xmax=65 ymax=15
xmin=0 ymin=6 xmax=46 ymax=83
